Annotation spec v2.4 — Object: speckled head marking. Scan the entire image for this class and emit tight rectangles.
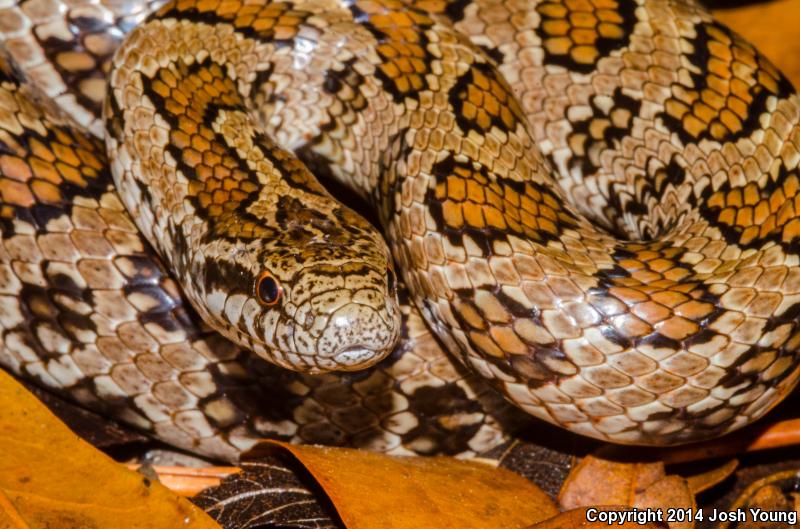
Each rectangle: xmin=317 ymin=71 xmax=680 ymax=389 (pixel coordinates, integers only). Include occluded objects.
xmin=104 ymin=16 xmax=401 ymax=372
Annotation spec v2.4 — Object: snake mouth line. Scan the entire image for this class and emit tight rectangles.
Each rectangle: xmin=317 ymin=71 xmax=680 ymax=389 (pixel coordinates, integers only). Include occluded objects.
xmin=332 ymin=345 xmax=385 ymax=370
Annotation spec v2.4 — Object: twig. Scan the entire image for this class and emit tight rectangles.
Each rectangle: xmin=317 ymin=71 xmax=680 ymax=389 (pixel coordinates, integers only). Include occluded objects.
xmin=662 ymin=418 xmax=800 ymax=465
xmin=125 ymin=464 xmax=240 ymax=496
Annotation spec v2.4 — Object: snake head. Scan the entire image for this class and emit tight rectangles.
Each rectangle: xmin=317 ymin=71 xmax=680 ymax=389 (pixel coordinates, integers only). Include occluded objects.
xmin=187 ymin=191 xmax=402 ymax=374
xmin=103 ymin=46 xmax=401 ymax=373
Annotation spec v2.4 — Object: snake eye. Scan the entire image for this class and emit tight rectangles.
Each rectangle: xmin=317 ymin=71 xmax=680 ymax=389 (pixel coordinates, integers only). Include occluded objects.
xmin=255 ymin=271 xmax=282 ymax=306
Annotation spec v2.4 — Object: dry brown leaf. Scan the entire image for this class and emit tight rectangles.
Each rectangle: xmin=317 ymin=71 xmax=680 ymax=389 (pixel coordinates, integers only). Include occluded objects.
xmin=526 ymin=506 xmax=669 ymax=529
xmin=714 ymin=469 xmax=800 ymax=529
xmin=0 ymin=370 xmax=221 ymax=529
xmin=247 ymin=440 xmax=558 ymax=529
xmin=686 ymin=460 xmax=739 ymax=495
xmin=558 ymin=455 xmax=696 ymax=529
xmin=0 ymin=490 xmax=28 ymax=529
xmin=559 ymin=456 xmax=663 ymax=508
xmin=713 ymin=0 xmax=800 ymax=88
xmin=19 ymin=379 xmax=147 ymax=448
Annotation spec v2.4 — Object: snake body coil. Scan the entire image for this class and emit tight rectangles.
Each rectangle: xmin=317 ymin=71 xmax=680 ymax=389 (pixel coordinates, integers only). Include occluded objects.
xmin=0 ymin=0 xmax=800 ymax=460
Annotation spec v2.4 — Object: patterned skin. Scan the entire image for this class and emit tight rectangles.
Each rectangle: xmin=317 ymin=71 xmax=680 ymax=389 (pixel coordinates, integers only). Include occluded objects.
xmin=0 ymin=51 xmax=517 ymax=462
xmin=1 ymin=0 xmax=800 ymax=454
xmin=284 ymin=0 xmax=800 ymax=443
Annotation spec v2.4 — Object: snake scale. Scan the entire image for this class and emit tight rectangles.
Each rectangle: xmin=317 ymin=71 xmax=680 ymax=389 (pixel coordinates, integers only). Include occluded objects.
xmin=0 ymin=0 xmax=799 ymax=463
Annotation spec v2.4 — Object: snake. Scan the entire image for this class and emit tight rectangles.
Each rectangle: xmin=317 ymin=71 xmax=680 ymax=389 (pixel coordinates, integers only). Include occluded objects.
xmin=0 ymin=0 xmax=799 ymax=463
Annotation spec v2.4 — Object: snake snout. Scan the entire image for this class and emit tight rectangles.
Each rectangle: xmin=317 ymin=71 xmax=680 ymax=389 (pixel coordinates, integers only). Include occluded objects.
xmin=317 ymin=299 xmax=401 ymax=372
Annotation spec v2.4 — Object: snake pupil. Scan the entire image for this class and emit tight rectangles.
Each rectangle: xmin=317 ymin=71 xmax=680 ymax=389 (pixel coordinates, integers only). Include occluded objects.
xmin=387 ymin=267 xmax=396 ymax=293
xmin=256 ymin=273 xmax=281 ymax=306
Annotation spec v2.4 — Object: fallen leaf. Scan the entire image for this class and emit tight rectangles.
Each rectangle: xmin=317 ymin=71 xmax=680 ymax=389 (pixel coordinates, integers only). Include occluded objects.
xmin=17 ymin=378 xmax=148 ymax=449
xmin=714 ymin=469 xmax=800 ymax=529
xmin=698 ymin=454 xmax=800 ymax=523
xmin=713 ymin=0 xmax=800 ymax=88
xmin=192 ymin=456 xmax=339 ymax=529
xmin=127 ymin=465 xmax=239 ymax=497
xmin=0 ymin=490 xmax=28 ymax=529
xmin=0 ymin=369 xmax=221 ymax=529
xmin=526 ymin=506 xmax=669 ymax=529
xmin=247 ymin=440 xmax=558 ymax=529
xmin=558 ymin=454 xmax=696 ymax=529
xmin=686 ymin=460 xmax=739 ymax=494
xmin=559 ymin=456 xmax=662 ymax=508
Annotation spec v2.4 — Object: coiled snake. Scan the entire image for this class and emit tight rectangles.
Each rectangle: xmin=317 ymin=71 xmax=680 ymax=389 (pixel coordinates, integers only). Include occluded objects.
xmin=0 ymin=0 xmax=799 ymax=462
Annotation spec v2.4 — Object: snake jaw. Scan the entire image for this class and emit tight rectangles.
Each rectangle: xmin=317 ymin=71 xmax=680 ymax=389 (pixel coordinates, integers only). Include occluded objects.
xmin=333 ymin=346 xmax=383 ymax=368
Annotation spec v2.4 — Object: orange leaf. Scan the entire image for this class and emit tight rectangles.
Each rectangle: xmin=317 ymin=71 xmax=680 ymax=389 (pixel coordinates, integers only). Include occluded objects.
xmin=716 ymin=469 xmax=800 ymax=529
xmin=125 ymin=465 xmax=239 ymax=496
xmin=249 ymin=440 xmax=559 ymax=529
xmin=714 ymin=0 xmax=800 ymax=88
xmin=559 ymin=457 xmax=665 ymax=508
xmin=527 ymin=506 xmax=669 ymax=529
xmin=559 ymin=455 xmax=696 ymax=529
xmin=685 ymin=460 xmax=738 ymax=495
xmin=661 ymin=419 xmax=800 ymax=465
xmin=0 ymin=370 xmax=221 ymax=529
xmin=0 ymin=489 xmax=28 ymax=528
